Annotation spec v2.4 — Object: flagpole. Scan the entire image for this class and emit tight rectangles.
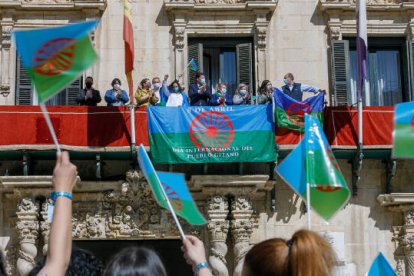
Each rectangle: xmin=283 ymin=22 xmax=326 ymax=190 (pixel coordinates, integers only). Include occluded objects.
xmin=39 ymin=103 xmax=61 ymax=153
xmin=306 ymin=182 xmax=311 ymax=230
xmin=153 ymin=169 xmax=186 ymax=240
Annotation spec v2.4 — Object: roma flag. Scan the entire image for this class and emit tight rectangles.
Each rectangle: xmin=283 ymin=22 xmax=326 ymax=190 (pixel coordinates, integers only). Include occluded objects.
xmin=367 ymin=252 xmax=397 ymax=276
xmin=273 ymin=88 xmax=324 ymax=132
xmin=393 ymin=101 xmax=414 ymax=159
xmin=276 ymin=114 xmax=350 ymax=221
xmin=13 ymin=21 xmax=98 ymax=102
xmin=123 ymin=0 xmax=134 ymax=103
xmin=137 ymin=145 xmax=207 ymax=225
xmin=147 ymin=105 xmax=276 ymax=164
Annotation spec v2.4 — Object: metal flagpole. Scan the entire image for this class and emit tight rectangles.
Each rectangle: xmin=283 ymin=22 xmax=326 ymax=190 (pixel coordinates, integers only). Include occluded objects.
xmin=306 ymin=182 xmax=311 ymax=230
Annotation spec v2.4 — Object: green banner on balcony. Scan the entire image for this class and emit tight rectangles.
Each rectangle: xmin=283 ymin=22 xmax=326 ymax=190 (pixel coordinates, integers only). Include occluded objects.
xmin=393 ymin=101 xmax=414 ymax=159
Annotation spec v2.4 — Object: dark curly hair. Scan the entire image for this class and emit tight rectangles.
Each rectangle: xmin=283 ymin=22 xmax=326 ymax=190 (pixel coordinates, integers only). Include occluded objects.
xmin=169 ymin=79 xmax=182 ymax=92
xmin=28 ymin=247 xmax=103 ymax=276
xmin=104 ymin=247 xmax=166 ymax=276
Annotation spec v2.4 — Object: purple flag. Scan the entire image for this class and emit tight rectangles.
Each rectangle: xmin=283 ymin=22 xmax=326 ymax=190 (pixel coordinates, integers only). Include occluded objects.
xmin=357 ymin=0 xmax=367 ymax=102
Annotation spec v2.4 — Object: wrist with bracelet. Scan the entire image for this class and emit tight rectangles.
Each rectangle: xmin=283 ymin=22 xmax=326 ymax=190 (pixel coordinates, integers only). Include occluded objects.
xmin=194 ymin=261 xmax=210 ymax=275
xmin=50 ymin=191 xmax=73 ymax=205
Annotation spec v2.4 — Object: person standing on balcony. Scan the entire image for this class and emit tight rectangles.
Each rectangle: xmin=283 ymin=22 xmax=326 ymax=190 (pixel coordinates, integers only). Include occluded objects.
xmin=257 ymin=80 xmax=273 ymax=104
xmin=189 ymin=72 xmax=212 ymax=106
xmin=104 ymin=78 xmax=129 ymax=106
xmin=233 ymin=83 xmax=251 ymax=105
xmin=76 ymin=76 xmax=102 ymax=106
xmin=282 ymin=73 xmax=326 ymax=102
xmin=135 ymin=78 xmax=159 ymax=107
xmin=162 ymin=75 xmax=189 ymax=107
xmin=209 ymin=83 xmax=233 ymax=106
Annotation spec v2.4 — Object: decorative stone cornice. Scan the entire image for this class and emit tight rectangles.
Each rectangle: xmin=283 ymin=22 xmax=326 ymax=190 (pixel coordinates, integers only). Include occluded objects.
xmin=0 ymin=175 xmax=81 ymax=191
xmin=319 ymin=0 xmax=414 ymax=11
xmin=165 ymin=0 xmax=277 ymax=12
xmin=0 ymin=0 xmax=107 ymax=12
xmin=377 ymin=193 xmax=414 ymax=209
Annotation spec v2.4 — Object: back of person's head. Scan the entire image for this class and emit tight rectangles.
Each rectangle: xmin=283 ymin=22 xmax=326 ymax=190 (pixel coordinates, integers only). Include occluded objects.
xmin=0 ymin=250 xmax=6 ymax=276
xmin=243 ymin=230 xmax=336 ymax=276
xmin=104 ymin=247 xmax=167 ymax=276
xmin=28 ymin=247 xmax=103 ymax=276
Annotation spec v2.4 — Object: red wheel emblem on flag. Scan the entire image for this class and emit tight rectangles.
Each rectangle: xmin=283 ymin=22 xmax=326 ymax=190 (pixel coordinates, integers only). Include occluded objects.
xmin=286 ymin=102 xmax=311 ymax=126
xmin=411 ymin=115 xmax=414 ymax=134
xmin=190 ymin=111 xmax=234 ymax=152
xmin=162 ymin=183 xmax=183 ymax=211
xmin=315 ymin=185 xmax=341 ymax=192
xmin=33 ymin=38 xmax=75 ymax=76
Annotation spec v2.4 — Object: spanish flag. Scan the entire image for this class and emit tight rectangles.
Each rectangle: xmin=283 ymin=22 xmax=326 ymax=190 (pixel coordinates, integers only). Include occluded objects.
xmin=123 ymin=0 xmax=134 ymax=104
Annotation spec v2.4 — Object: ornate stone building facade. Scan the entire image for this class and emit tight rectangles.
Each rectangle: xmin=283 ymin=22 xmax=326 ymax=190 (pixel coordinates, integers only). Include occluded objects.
xmin=0 ymin=0 xmax=414 ymax=275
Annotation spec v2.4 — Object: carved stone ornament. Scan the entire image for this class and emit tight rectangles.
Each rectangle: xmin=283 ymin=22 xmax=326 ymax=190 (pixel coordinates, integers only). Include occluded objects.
xmin=323 ymin=0 xmax=404 ymax=4
xmin=16 ymin=198 xmax=39 ymax=276
xmin=1 ymin=26 xmax=12 ymax=49
xmin=174 ymin=27 xmax=185 ymax=50
xmin=170 ymin=0 xmax=247 ymax=3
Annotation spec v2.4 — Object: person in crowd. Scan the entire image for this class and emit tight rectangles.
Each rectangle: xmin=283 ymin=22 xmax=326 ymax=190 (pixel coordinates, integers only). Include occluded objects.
xmin=209 ymin=83 xmax=233 ymax=106
xmin=282 ymin=73 xmax=326 ymax=101
xmin=34 ymin=151 xmax=78 ymax=276
xmin=76 ymin=76 xmax=102 ymax=106
xmin=162 ymin=75 xmax=189 ymax=107
xmin=135 ymin=78 xmax=159 ymax=107
xmin=151 ymin=77 xmax=166 ymax=105
xmin=29 ymin=247 xmax=103 ymax=276
xmin=104 ymin=78 xmax=129 ymax=106
xmin=182 ymin=230 xmax=336 ymax=276
xmin=233 ymin=83 xmax=251 ymax=105
xmin=0 ymin=251 xmax=5 ymax=276
xmin=189 ymin=72 xmax=212 ymax=106
xmin=104 ymin=247 xmax=167 ymax=276
xmin=257 ymin=80 xmax=273 ymax=104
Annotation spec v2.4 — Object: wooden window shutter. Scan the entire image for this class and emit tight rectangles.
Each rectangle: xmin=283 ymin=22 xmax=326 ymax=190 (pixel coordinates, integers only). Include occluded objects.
xmin=331 ymin=40 xmax=351 ymax=106
xmin=16 ymin=58 xmax=33 ymax=105
xmin=236 ymin=43 xmax=253 ymax=92
xmin=188 ymin=43 xmax=203 ymax=84
xmin=66 ymin=77 xmax=82 ymax=105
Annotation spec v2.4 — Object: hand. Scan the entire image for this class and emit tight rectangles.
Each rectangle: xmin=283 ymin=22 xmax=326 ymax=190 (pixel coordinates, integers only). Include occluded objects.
xmin=52 ymin=151 xmax=77 ymax=193
xmin=86 ymin=90 xmax=93 ymax=99
xmin=164 ymin=74 xmax=169 ymax=82
xmin=181 ymin=235 xmax=207 ymax=268
xmin=319 ymin=89 xmax=326 ymax=94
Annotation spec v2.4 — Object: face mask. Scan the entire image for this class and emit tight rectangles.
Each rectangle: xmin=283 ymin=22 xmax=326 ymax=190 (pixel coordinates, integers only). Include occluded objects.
xmin=153 ymin=83 xmax=161 ymax=90
xmin=114 ymin=84 xmax=121 ymax=90
xmin=239 ymin=89 xmax=247 ymax=95
xmin=200 ymin=78 xmax=206 ymax=85
xmin=85 ymin=82 xmax=92 ymax=89
xmin=221 ymin=88 xmax=227 ymax=94
xmin=173 ymin=87 xmax=179 ymax=93
xmin=283 ymin=79 xmax=289 ymax=85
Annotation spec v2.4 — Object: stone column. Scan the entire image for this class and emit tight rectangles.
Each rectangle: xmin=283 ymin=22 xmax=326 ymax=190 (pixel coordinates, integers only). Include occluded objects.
xmin=231 ymin=196 xmax=254 ymax=276
xmin=40 ymin=202 xmax=51 ymax=255
xmin=173 ymin=17 xmax=186 ymax=84
xmin=16 ymin=198 xmax=39 ymax=276
xmin=254 ymin=12 xmax=269 ymax=84
xmin=207 ymin=195 xmax=229 ymax=276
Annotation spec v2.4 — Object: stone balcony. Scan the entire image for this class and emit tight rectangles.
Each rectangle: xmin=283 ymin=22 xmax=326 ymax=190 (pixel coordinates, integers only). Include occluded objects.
xmin=0 ymin=0 xmax=107 ymax=11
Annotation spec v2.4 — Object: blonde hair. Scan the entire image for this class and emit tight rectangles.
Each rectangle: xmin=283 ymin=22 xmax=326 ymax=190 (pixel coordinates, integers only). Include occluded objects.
xmin=243 ymin=230 xmax=336 ymax=276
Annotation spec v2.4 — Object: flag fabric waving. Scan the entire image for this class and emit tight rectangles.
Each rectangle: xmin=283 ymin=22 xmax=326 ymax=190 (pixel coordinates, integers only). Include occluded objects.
xmin=276 ymin=114 xmax=350 ymax=221
xmin=393 ymin=101 xmax=414 ymax=159
xmin=137 ymin=145 xmax=207 ymax=225
xmin=147 ymin=105 xmax=276 ymax=164
xmin=273 ymin=88 xmax=324 ymax=132
xmin=367 ymin=252 xmax=397 ymax=276
xmin=123 ymin=0 xmax=134 ymax=103
xmin=188 ymin=58 xmax=198 ymax=72
xmin=357 ymin=0 xmax=368 ymax=103
xmin=13 ymin=21 xmax=99 ymax=102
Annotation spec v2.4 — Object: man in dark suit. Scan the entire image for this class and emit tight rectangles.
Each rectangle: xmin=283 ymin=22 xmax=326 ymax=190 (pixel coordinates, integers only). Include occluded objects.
xmin=189 ymin=72 xmax=212 ymax=106
xmin=76 ymin=76 xmax=102 ymax=106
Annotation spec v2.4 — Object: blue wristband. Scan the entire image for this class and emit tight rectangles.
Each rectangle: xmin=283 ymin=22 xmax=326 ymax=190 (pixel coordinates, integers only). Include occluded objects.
xmin=50 ymin=191 xmax=72 ymax=203
xmin=194 ymin=262 xmax=209 ymax=273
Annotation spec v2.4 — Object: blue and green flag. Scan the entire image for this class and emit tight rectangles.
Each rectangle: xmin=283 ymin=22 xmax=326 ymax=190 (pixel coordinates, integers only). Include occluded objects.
xmin=137 ymin=145 xmax=207 ymax=225
xmin=393 ymin=101 xmax=414 ymax=159
xmin=13 ymin=21 xmax=99 ymax=102
xmin=188 ymin=58 xmax=198 ymax=72
xmin=367 ymin=252 xmax=397 ymax=276
xmin=276 ymin=114 xmax=350 ymax=221
xmin=147 ymin=105 xmax=276 ymax=164
xmin=273 ymin=88 xmax=324 ymax=131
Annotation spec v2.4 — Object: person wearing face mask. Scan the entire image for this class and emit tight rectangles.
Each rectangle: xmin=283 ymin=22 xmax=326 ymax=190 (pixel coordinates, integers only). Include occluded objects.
xmin=257 ymin=80 xmax=273 ymax=105
xmin=135 ymin=78 xmax=159 ymax=107
xmin=104 ymin=78 xmax=129 ymax=106
xmin=76 ymin=76 xmax=102 ymax=106
xmin=161 ymin=75 xmax=189 ymax=107
xmin=233 ymin=83 xmax=251 ymax=105
xmin=189 ymin=72 xmax=212 ymax=106
xmin=282 ymin=73 xmax=326 ymax=102
xmin=151 ymin=77 xmax=167 ymax=106
xmin=209 ymin=83 xmax=233 ymax=106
